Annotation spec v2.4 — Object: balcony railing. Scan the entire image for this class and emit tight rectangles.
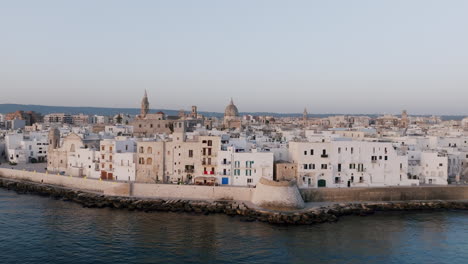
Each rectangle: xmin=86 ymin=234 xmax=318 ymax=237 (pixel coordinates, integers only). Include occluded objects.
xmin=321 ymin=154 xmax=329 ymax=158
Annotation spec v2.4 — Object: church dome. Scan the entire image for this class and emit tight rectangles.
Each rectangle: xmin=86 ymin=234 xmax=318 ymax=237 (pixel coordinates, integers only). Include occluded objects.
xmin=224 ymin=98 xmax=239 ymax=117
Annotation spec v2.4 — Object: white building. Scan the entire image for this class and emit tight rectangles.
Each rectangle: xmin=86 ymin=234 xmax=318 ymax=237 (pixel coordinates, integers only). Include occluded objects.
xmin=5 ymin=132 xmax=49 ymax=164
xmin=67 ymin=147 xmax=100 ymax=178
xmin=289 ymin=140 xmax=419 ymax=188
xmin=217 ymin=146 xmax=274 ymax=187
xmin=408 ymin=151 xmax=448 ymax=185
xmin=99 ymin=137 xmax=137 ymax=181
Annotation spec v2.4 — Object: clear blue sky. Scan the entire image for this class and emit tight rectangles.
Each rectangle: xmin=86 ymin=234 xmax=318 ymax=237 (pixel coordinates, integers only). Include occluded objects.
xmin=1 ymin=0 xmax=467 ymax=115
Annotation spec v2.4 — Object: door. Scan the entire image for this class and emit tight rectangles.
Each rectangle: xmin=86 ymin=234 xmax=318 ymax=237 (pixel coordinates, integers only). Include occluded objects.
xmin=318 ymin=179 xmax=326 ymax=187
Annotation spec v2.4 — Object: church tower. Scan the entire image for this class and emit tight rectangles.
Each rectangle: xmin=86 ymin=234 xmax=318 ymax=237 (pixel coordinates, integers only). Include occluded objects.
xmin=141 ymin=90 xmax=149 ymax=117
xmin=401 ymin=110 xmax=409 ymax=128
xmin=48 ymin=128 xmax=60 ymax=150
xmin=303 ymin=107 xmax=308 ymax=124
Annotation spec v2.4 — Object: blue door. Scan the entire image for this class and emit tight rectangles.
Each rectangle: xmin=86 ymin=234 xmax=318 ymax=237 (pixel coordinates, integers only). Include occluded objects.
xmin=222 ymin=177 xmax=229 ymax=185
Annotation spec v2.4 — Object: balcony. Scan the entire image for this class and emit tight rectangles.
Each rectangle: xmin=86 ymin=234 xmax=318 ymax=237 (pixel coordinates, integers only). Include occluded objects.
xmin=202 ymin=161 xmax=217 ymax=166
xmin=321 ymin=154 xmax=329 ymax=158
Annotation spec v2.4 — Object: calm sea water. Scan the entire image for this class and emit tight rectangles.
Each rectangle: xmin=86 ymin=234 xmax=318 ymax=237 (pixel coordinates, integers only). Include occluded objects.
xmin=0 ymin=188 xmax=467 ymax=264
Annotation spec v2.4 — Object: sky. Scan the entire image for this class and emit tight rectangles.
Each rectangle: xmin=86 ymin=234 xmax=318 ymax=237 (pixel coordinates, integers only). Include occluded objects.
xmin=1 ymin=0 xmax=467 ymax=115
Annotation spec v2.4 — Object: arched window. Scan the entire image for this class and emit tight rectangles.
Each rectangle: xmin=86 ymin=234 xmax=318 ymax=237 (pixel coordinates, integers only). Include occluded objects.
xmin=139 ymin=147 xmax=144 ymax=153
xmin=70 ymin=144 xmax=75 ymax=152
xmin=147 ymin=147 xmax=152 ymax=154
xmin=147 ymin=158 xmax=153 ymax=165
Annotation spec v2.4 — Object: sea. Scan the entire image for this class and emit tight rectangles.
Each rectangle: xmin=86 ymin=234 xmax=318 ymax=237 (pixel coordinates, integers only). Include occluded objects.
xmin=0 ymin=188 xmax=466 ymax=264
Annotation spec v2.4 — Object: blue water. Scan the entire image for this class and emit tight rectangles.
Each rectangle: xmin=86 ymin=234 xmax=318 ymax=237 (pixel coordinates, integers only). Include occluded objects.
xmin=0 ymin=188 xmax=467 ymax=264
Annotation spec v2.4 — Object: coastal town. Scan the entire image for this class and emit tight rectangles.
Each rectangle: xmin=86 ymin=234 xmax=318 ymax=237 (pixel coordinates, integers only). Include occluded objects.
xmin=1 ymin=91 xmax=467 ymax=190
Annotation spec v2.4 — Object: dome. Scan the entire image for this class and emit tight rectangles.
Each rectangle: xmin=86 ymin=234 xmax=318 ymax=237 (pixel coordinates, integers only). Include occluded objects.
xmin=224 ymin=98 xmax=239 ymax=117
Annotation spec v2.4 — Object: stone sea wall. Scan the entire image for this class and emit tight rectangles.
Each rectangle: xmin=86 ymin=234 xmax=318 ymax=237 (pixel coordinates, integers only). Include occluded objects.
xmin=132 ymin=182 xmax=253 ymax=201
xmin=2 ymin=177 xmax=468 ymax=225
xmin=0 ymin=168 xmax=253 ymax=201
xmin=251 ymin=178 xmax=305 ymax=209
xmin=0 ymin=168 xmax=129 ymax=195
xmin=300 ymin=186 xmax=468 ymax=202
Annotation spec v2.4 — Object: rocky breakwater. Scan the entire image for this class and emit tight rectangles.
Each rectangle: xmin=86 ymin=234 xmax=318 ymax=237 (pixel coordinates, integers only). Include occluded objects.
xmin=3 ymin=177 xmax=468 ymax=225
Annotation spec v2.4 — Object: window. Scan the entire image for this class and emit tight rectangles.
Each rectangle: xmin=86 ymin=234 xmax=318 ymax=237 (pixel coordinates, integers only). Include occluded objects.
xmin=303 ymin=164 xmax=307 ymax=170
xmin=139 ymin=147 xmax=144 ymax=153
xmin=338 ymin=164 xmax=342 ymax=172
xmin=207 ymin=140 xmax=212 ymax=146
xmin=147 ymin=147 xmax=152 ymax=154
xmin=384 ymin=156 xmax=388 ymax=161
xmin=310 ymin=149 xmax=314 ymax=155
xmin=304 ymin=150 xmax=307 ymax=155
xmin=321 ymin=164 xmax=328 ymax=169
xmin=147 ymin=158 xmax=153 ymax=165
xmin=357 ymin=164 xmax=364 ymax=172
xmin=310 ymin=164 xmax=315 ymax=170
xmin=338 ymin=148 xmax=341 ymax=154
xmin=247 ymin=179 xmax=253 ymax=184
xmin=189 ymin=150 xmax=193 ymax=158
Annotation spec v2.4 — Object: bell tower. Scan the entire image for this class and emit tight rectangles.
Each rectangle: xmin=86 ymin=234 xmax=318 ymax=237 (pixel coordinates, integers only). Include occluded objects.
xmin=303 ymin=107 xmax=308 ymax=124
xmin=141 ymin=90 xmax=149 ymax=118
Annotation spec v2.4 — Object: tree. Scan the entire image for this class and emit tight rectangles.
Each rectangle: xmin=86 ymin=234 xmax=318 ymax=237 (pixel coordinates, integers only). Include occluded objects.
xmin=116 ymin=114 xmax=123 ymax=124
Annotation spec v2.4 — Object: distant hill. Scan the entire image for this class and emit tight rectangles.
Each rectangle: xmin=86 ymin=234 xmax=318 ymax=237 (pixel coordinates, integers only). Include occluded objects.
xmin=0 ymin=104 xmax=465 ymax=120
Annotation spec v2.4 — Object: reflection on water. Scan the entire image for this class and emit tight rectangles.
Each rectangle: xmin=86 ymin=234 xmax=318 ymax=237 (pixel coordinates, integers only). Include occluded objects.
xmin=0 ymin=189 xmax=467 ymax=264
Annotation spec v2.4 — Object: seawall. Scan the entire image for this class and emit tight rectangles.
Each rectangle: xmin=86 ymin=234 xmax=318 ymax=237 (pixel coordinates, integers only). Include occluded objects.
xmin=2 ymin=177 xmax=468 ymax=225
xmin=300 ymin=186 xmax=468 ymax=202
xmin=3 ymin=168 xmax=468 ymax=225
xmin=0 ymin=168 xmax=253 ymax=201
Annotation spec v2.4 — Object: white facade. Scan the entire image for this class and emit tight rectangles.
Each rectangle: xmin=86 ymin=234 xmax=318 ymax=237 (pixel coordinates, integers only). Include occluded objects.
xmin=67 ymin=147 xmax=100 ymax=178
xmin=5 ymin=132 xmax=49 ymax=164
xmin=217 ymin=147 xmax=274 ymax=187
xmin=408 ymin=151 xmax=448 ymax=185
xmin=289 ymin=140 xmax=419 ymax=188
xmin=113 ymin=152 xmax=137 ymax=181
xmin=99 ymin=137 xmax=137 ymax=181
